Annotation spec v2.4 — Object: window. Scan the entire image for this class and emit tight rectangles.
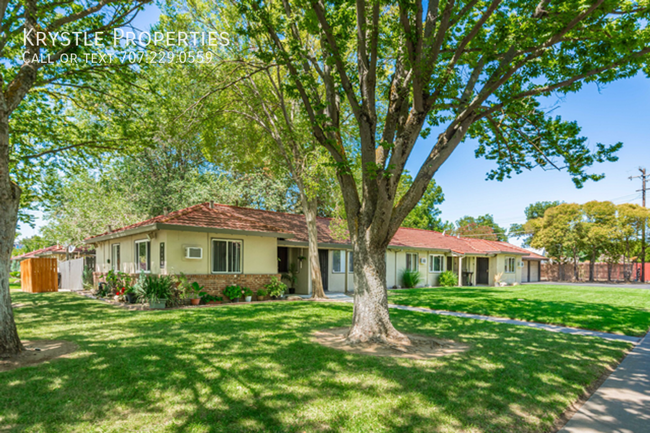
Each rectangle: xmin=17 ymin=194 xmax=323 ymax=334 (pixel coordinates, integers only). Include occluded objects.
xmin=135 ymin=240 xmax=150 ymax=272
xmin=505 ymin=257 xmax=516 ymax=273
xmin=406 ymin=253 xmax=418 ymax=271
xmin=429 ymin=255 xmax=443 ymax=273
xmin=111 ymin=244 xmax=120 ymax=271
xmin=332 ymin=250 xmax=343 ymax=273
xmin=212 ymin=239 xmax=242 ymax=273
xmin=160 ymin=242 xmax=165 ymax=269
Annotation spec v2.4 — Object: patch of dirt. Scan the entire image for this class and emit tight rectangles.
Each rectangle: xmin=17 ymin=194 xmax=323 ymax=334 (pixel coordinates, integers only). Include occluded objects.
xmin=0 ymin=340 xmax=78 ymax=372
xmin=312 ymin=327 xmax=469 ymax=360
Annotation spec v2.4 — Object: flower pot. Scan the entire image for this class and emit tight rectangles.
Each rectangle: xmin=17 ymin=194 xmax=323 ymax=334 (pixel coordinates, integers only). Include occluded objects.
xmin=230 ymin=298 xmax=239 ymax=303
xmin=149 ymin=299 xmax=167 ymax=309
xmin=245 ymin=296 xmax=252 ymax=302
xmin=190 ymin=298 xmax=201 ymax=305
xmin=125 ymin=292 xmax=137 ymax=304
xmin=257 ymin=295 xmax=266 ymax=302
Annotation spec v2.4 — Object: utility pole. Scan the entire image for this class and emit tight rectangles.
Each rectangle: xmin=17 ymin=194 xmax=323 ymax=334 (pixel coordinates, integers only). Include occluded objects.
xmin=630 ymin=167 xmax=649 ymax=283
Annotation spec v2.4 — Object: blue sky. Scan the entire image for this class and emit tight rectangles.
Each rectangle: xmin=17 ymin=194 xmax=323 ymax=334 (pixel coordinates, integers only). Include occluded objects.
xmin=18 ymin=5 xmax=650 ymax=247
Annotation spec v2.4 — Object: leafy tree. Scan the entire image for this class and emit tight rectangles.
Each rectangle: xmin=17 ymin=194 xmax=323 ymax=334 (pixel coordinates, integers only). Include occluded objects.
xmin=509 ymin=201 xmax=561 ymax=246
xmin=1 ymin=0 xmax=151 ymax=356
xmin=401 ymin=178 xmax=446 ymax=232
xmin=454 ymin=214 xmax=507 ymax=241
xmin=236 ymin=0 xmax=648 ymax=344
xmin=11 ymin=235 xmax=51 ymax=257
xmin=618 ymin=204 xmax=650 ymax=281
xmin=582 ymin=201 xmax=617 ymax=282
xmin=530 ymin=203 xmax=584 ymax=281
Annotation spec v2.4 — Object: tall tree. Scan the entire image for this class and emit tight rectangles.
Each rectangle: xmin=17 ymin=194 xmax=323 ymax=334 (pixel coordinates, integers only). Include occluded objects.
xmin=582 ymin=200 xmax=617 ymax=282
xmin=1 ymin=0 xmax=150 ymax=356
xmin=455 ymin=214 xmax=507 ymax=241
xmin=509 ymin=201 xmax=561 ymax=246
xmin=237 ymin=0 xmax=648 ymax=344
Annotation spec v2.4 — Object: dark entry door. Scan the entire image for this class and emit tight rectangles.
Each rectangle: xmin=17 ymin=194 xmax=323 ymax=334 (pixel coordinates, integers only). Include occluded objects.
xmin=476 ymin=258 xmax=489 ymax=284
xmin=318 ymin=249 xmax=329 ymax=291
xmin=277 ymin=247 xmax=289 ymax=273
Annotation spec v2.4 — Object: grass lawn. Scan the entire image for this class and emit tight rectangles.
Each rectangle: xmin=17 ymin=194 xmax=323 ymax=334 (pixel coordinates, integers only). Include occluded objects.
xmin=388 ymin=285 xmax=650 ymax=337
xmin=1 ymin=292 xmax=630 ymax=432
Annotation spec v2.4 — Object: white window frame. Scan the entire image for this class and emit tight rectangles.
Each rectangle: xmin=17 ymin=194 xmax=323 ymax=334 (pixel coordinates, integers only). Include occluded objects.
xmin=332 ymin=250 xmax=344 ymax=273
xmin=111 ymin=243 xmax=120 ymax=271
xmin=211 ymin=239 xmax=243 ymax=274
xmin=160 ymin=242 xmax=165 ymax=269
xmin=505 ymin=257 xmax=516 ymax=273
xmin=348 ymin=251 xmax=354 ymax=274
xmin=135 ymin=239 xmax=150 ymax=272
xmin=406 ymin=253 xmax=418 ymax=271
xmin=429 ymin=254 xmax=443 ymax=273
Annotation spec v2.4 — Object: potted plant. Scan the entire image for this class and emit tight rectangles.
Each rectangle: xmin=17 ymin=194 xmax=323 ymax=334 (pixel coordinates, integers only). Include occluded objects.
xmin=203 ymin=295 xmax=223 ymax=305
xmin=224 ymin=285 xmax=242 ymax=303
xmin=124 ymin=285 xmax=137 ymax=304
xmin=187 ymin=281 xmax=206 ymax=305
xmin=242 ymin=287 xmax=253 ymax=302
xmin=281 ymin=263 xmax=299 ymax=294
xmin=256 ymin=288 xmax=268 ymax=301
xmin=136 ymin=274 xmax=172 ymax=309
xmin=264 ymin=277 xmax=287 ymax=299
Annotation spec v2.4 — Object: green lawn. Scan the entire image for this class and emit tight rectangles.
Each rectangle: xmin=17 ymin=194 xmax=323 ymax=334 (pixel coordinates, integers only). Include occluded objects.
xmin=1 ymin=292 xmax=630 ymax=432
xmin=388 ymin=285 xmax=650 ymax=337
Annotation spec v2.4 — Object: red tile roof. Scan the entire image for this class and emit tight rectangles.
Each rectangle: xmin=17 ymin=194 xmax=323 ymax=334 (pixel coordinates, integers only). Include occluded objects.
xmin=11 ymin=244 xmax=96 ymax=261
xmin=85 ymin=202 xmax=546 ymax=259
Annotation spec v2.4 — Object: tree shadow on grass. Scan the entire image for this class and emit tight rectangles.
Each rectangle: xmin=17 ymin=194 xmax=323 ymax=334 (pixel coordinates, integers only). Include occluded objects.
xmin=389 ymin=287 xmax=650 ymax=336
xmin=0 ymin=292 xmax=631 ymax=433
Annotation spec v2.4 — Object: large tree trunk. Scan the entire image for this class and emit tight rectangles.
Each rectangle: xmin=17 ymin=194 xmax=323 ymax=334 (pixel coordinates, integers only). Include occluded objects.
xmin=302 ymin=197 xmax=326 ymax=299
xmin=0 ymin=113 xmax=24 ymax=357
xmin=589 ymin=251 xmax=596 ymax=282
xmin=346 ymin=233 xmax=408 ymax=345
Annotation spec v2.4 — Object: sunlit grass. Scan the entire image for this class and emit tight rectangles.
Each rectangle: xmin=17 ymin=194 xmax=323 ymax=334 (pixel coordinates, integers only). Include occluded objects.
xmin=388 ymin=285 xmax=650 ymax=337
xmin=1 ymin=291 xmax=630 ymax=432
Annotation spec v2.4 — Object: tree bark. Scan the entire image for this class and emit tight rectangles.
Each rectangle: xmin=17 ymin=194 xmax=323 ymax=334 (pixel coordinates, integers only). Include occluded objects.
xmin=589 ymin=250 xmax=595 ymax=282
xmin=346 ymin=230 xmax=408 ymax=345
xmin=302 ymin=197 xmax=326 ymax=299
xmin=0 ymin=112 xmax=24 ymax=356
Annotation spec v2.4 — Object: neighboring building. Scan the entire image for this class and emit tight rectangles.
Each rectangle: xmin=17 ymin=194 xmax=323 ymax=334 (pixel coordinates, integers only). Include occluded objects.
xmin=11 ymin=245 xmax=96 ymax=273
xmin=83 ymin=202 xmax=545 ymax=295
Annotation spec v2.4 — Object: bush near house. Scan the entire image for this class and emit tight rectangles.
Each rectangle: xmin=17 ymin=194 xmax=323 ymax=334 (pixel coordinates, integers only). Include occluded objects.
xmin=438 ymin=271 xmax=458 ymax=287
xmin=401 ymin=269 xmax=422 ymax=288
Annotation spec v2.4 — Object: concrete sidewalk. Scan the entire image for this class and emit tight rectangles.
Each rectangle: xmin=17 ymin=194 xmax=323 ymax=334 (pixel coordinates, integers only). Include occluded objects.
xmin=559 ymin=332 xmax=650 ymax=433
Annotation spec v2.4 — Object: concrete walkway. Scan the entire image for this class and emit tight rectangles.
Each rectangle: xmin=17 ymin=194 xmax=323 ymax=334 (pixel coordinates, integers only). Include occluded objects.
xmin=558 ymin=332 xmax=650 ymax=433
xmin=307 ymin=293 xmax=641 ymax=343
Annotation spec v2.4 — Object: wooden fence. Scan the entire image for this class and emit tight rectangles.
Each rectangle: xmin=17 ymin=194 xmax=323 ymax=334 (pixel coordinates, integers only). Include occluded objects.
xmin=541 ymin=262 xmax=634 ymax=282
xmin=20 ymin=258 xmax=58 ymax=293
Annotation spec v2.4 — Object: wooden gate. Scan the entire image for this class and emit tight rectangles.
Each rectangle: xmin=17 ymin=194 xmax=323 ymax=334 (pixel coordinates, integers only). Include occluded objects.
xmin=60 ymin=258 xmax=84 ymax=290
xmin=20 ymin=258 xmax=58 ymax=293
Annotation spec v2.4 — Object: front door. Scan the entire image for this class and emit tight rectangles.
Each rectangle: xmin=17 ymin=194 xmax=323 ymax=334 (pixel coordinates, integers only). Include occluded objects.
xmin=318 ymin=249 xmax=329 ymax=291
xmin=477 ymin=258 xmax=489 ymax=285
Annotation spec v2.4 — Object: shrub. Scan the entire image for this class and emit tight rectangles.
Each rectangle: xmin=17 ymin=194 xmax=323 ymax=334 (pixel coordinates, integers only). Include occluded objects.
xmin=136 ymin=274 xmax=173 ymax=304
xmin=401 ymin=269 xmax=422 ymax=288
xmin=242 ymin=287 xmax=253 ymax=297
xmin=10 ymin=271 xmax=20 ymax=278
xmin=256 ymin=288 xmax=268 ymax=297
xmin=223 ymin=285 xmax=243 ymax=300
xmin=438 ymin=271 xmax=458 ymax=287
xmin=264 ymin=277 xmax=287 ymax=298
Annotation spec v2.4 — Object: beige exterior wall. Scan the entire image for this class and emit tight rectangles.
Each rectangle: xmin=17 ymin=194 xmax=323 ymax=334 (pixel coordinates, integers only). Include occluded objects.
xmin=327 ymin=249 xmax=354 ymax=293
xmin=94 ymin=229 xmax=279 ymax=276
xmin=289 ymin=247 xmax=311 ymax=295
xmin=493 ymin=255 xmax=523 ymax=284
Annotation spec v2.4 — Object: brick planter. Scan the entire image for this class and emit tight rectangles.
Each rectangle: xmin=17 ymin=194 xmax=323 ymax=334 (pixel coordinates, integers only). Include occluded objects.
xmin=93 ymin=272 xmax=280 ymax=298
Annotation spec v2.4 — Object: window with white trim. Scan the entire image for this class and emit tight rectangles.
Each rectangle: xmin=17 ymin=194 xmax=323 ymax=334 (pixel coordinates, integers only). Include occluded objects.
xmin=111 ymin=244 xmax=120 ymax=271
xmin=332 ymin=250 xmax=343 ymax=273
xmin=429 ymin=254 xmax=443 ymax=273
xmin=348 ymin=252 xmax=354 ymax=273
xmin=406 ymin=253 xmax=418 ymax=271
xmin=505 ymin=257 xmax=516 ymax=273
xmin=135 ymin=240 xmax=150 ymax=272
xmin=212 ymin=239 xmax=242 ymax=273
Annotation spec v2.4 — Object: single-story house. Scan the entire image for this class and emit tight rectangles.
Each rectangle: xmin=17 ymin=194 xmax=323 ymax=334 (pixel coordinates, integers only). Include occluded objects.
xmin=83 ymin=201 xmax=545 ymax=295
xmin=11 ymin=245 xmax=95 ymax=270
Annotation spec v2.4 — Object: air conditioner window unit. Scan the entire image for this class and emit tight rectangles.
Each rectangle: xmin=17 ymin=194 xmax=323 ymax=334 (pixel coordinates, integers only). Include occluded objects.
xmin=185 ymin=247 xmax=203 ymax=259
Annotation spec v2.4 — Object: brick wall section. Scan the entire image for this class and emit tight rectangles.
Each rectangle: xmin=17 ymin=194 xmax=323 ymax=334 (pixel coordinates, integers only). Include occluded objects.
xmin=93 ymin=272 xmax=280 ymax=297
